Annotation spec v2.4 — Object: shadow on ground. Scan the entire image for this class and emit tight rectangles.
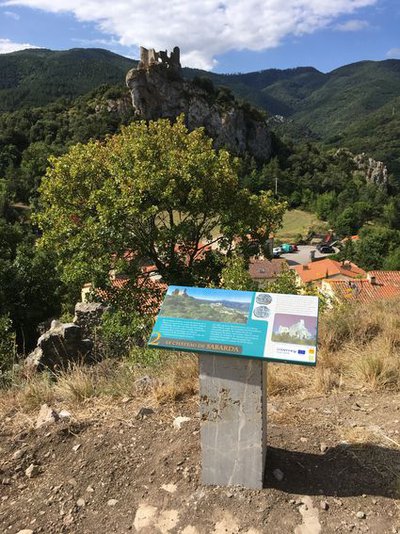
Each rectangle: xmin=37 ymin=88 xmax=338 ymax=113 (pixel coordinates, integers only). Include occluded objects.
xmin=265 ymin=444 xmax=400 ymax=498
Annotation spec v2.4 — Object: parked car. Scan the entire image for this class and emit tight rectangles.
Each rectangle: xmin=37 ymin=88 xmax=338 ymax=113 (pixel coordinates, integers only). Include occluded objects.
xmin=281 ymin=243 xmax=293 ymax=253
xmin=273 ymin=246 xmax=282 ymax=258
xmin=319 ymin=245 xmax=335 ymax=254
xmin=290 ymin=244 xmax=298 ymax=252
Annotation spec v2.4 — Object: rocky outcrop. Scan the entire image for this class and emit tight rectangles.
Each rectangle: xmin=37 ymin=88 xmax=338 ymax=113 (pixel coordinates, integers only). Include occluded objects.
xmin=126 ymin=46 xmax=272 ymax=161
xmin=74 ymin=301 xmax=107 ymax=340
xmin=25 ymin=320 xmax=93 ymax=373
xmin=353 ymin=152 xmax=388 ymax=186
xmin=94 ymin=94 xmax=132 ymax=115
xmin=25 ymin=303 xmax=108 ymax=373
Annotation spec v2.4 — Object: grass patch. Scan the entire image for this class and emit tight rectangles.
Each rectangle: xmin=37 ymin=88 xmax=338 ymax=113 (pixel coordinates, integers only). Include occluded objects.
xmin=275 ymin=209 xmax=328 ymax=242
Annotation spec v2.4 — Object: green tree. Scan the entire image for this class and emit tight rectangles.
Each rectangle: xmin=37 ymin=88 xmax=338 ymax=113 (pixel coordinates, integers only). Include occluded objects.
xmin=263 ymin=266 xmax=299 ymax=295
xmin=383 ymin=197 xmax=400 ymax=230
xmin=336 ymin=239 xmax=356 ymax=263
xmin=0 ymin=220 xmax=63 ymax=351
xmin=383 ymin=249 xmax=400 ymax=270
xmin=37 ymin=116 xmax=286 ymax=292
xmin=334 ymin=202 xmax=374 ymax=237
xmin=315 ymin=192 xmax=337 ymax=221
xmin=0 ymin=314 xmax=16 ymax=387
xmin=220 ymin=255 xmax=257 ymax=291
xmin=355 ymin=226 xmax=400 ymax=270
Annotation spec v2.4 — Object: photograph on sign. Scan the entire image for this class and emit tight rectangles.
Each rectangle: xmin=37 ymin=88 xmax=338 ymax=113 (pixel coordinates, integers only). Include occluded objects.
xmin=271 ymin=314 xmax=317 ymax=347
xmin=148 ymin=286 xmax=319 ymax=365
xmin=159 ymin=287 xmax=251 ymax=324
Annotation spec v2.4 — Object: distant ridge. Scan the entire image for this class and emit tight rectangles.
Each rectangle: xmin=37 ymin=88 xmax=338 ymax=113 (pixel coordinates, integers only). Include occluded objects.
xmin=0 ymin=48 xmax=136 ymax=111
xmin=1 ymin=47 xmax=399 ymax=172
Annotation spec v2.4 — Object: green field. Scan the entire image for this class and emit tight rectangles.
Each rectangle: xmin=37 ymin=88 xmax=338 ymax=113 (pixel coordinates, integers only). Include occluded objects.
xmin=275 ymin=210 xmax=328 ymax=242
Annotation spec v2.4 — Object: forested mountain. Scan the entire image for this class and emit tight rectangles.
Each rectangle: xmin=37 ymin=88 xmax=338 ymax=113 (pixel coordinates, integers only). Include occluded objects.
xmin=2 ymin=48 xmax=399 ymax=173
xmin=0 ymin=48 xmax=136 ymax=111
xmin=203 ymin=59 xmax=400 ymax=175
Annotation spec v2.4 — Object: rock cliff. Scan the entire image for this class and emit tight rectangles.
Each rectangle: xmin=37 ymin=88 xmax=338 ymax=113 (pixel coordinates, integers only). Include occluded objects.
xmin=126 ymin=46 xmax=272 ymax=161
xmin=353 ymin=152 xmax=388 ymax=186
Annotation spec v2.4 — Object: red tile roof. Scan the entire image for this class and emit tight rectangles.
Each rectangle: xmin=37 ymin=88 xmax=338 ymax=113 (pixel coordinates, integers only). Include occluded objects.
xmin=368 ymin=271 xmax=400 ymax=288
xmin=96 ymin=276 xmax=167 ymax=314
xmin=294 ymin=259 xmax=366 ymax=284
xmin=248 ymin=258 xmax=287 ymax=280
xmin=342 ymin=235 xmax=360 ymax=242
xmin=323 ymin=278 xmax=400 ymax=304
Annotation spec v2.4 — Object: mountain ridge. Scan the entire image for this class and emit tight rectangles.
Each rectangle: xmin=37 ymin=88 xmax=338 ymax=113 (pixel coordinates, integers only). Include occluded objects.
xmin=1 ymin=47 xmax=399 ymax=172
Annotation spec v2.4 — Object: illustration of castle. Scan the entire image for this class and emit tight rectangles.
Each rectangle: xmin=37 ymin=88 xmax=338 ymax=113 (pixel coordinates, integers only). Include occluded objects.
xmin=278 ymin=319 xmax=313 ymax=340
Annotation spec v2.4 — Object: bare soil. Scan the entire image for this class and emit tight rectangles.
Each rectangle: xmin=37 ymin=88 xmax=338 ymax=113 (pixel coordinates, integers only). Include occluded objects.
xmin=1 ymin=390 xmax=400 ymax=534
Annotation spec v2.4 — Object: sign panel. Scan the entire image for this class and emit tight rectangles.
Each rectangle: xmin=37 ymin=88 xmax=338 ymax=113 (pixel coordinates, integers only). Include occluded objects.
xmin=148 ymin=286 xmax=319 ymax=365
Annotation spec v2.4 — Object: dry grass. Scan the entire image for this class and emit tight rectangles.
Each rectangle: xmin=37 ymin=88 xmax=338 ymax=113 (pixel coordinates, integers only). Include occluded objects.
xmin=152 ymin=354 xmax=198 ymax=403
xmin=312 ymin=298 xmax=400 ymax=395
xmin=12 ymin=373 xmax=56 ymax=411
xmin=266 ymin=363 xmax=309 ymax=396
xmin=0 ymin=352 xmax=199 ymax=422
xmin=266 ymin=298 xmax=400 ymax=397
xmin=1 ymin=299 xmax=400 ymax=420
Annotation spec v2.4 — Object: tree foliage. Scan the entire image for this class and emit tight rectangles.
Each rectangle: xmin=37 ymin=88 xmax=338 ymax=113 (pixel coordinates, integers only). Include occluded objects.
xmin=37 ymin=116 xmax=286 ymax=291
xmin=220 ymin=255 xmax=257 ymax=291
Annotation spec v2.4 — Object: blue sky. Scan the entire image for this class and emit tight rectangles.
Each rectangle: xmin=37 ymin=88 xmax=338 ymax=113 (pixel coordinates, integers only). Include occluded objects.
xmin=0 ymin=0 xmax=399 ymax=73
xmin=167 ymin=287 xmax=252 ymax=304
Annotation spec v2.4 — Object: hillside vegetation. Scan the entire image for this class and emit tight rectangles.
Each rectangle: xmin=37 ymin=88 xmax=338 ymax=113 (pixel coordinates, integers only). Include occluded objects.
xmin=0 ymin=48 xmax=136 ymax=112
xmin=2 ymin=49 xmax=400 ymax=175
xmin=196 ymin=59 xmax=400 ymax=175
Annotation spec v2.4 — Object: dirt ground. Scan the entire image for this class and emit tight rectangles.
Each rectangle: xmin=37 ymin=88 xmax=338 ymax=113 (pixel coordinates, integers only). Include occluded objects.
xmin=1 ymin=390 xmax=400 ymax=534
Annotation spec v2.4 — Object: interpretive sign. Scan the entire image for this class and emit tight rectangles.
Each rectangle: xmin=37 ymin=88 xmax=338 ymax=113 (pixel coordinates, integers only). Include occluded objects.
xmin=148 ymin=286 xmax=319 ymax=365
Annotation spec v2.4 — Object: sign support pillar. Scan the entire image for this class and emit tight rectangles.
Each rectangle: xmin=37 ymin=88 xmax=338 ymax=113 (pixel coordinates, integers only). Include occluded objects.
xmin=199 ymin=353 xmax=267 ymax=489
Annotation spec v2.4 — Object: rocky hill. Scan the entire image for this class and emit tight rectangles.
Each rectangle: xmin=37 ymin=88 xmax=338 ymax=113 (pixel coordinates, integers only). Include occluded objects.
xmin=126 ymin=47 xmax=271 ymax=160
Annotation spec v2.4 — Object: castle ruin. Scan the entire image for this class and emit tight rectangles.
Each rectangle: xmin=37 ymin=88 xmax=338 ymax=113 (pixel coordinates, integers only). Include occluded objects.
xmin=138 ymin=46 xmax=181 ymax=73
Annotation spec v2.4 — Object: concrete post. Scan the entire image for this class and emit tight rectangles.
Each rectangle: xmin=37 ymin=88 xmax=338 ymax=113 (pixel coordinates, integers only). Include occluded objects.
xmin=199 ymin=354 xmax=267 ymax=489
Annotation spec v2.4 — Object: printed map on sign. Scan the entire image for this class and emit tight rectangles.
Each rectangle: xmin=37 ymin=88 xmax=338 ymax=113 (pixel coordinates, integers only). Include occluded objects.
xmin=148 ymin=286 xmax=319 ymax=365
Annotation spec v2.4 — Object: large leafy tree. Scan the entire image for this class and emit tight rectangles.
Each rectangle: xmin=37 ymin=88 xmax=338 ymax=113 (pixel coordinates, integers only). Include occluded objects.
xmin=37 ymin=116 xmax=286 ymax=290
xmin=0 ymin=219 xmax=63 ymax=350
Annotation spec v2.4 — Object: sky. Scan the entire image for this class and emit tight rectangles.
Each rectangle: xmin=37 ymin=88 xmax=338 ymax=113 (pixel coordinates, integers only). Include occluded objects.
xmin=0 ymin=0 xmax=399 ymax=73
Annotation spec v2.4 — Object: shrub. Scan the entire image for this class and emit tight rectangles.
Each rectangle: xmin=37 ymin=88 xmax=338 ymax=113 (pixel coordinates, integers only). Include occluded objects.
xmin=98 ymin=309 xmax=153 ymax=359
xmin=0 ymin=315 xmax=16 ymax=387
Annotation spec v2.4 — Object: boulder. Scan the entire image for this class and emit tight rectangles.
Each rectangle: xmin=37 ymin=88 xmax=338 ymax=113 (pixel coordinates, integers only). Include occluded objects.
xmin=25 ymin=321 xmax=93 ymax=372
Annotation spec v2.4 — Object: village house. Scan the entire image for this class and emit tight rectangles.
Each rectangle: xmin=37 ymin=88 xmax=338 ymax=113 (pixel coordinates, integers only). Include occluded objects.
xmin=293 ymin=258 xmax=366 ymax=287
xmin=248 ymin=257 xmax=287 ymax=286
xmin=321 ymin=271 xmax=400 ymax=305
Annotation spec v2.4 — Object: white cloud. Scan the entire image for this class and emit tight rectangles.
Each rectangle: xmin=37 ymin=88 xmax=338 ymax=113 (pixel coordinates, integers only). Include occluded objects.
xmin=71 ymin=37 xmax=119 ymax=47
xmin=0 ymin=37 xmax=40 ymax=53
xmin=3 ymin=0 xmax=378 ymax=69
xmin=3 ymin=10 xmax=20 ymax=19
xmin=335 ymin=19 xmax=370 ymax=31
xmin=387 ymin=48 xmax=400 ymax=58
